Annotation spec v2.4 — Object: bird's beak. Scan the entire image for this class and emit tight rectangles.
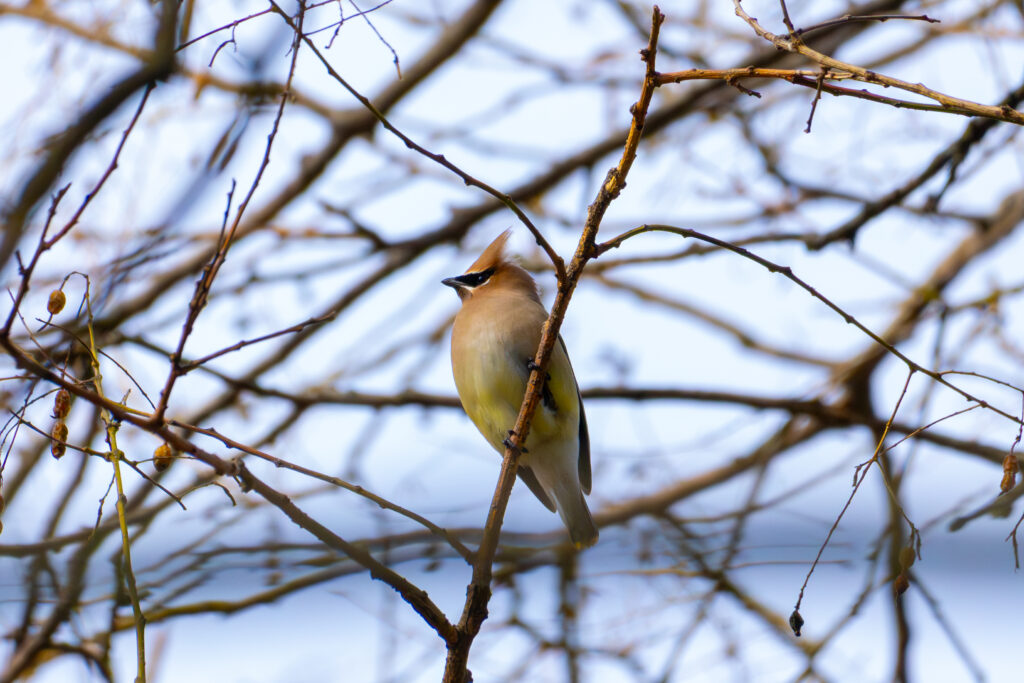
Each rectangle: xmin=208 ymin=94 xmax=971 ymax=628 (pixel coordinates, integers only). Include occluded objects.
xmin=442 ymin=275 xmax=471 ymax=301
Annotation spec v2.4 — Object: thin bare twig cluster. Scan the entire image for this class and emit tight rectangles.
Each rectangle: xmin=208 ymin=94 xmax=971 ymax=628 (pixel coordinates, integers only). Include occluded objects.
xmin=2 ymin=1 xmax=1024 ymax=681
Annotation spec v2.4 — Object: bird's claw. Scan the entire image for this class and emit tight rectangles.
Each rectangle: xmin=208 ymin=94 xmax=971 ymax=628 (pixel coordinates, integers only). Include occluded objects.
xmin=503 ymin=431 xmax=528 ymax=453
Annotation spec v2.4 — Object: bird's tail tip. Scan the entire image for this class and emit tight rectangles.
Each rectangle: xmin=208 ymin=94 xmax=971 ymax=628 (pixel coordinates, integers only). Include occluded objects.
xmin=566 ymin=499 xmax=599 ymax=549
xmin=571 ymin=533 xmax=599 ymax=550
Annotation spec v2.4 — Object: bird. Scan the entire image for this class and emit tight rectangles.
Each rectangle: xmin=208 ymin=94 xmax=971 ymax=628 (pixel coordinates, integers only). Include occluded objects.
xmin=443 ymin=230 xmax=598 ymax=548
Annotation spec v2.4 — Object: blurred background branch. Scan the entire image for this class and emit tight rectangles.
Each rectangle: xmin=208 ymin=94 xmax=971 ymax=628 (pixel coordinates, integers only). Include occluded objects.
xmin=2 ymin=1 xmax=1024 ymax=681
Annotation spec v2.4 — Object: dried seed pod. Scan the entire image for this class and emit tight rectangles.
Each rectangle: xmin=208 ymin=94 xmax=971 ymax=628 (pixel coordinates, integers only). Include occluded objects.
xmin=153 ymin=443 xmax=173 ymax=472
xmin=898 ymin=546 xmax=916 ymax=571
xmin=51 ymin=421 xmax=68 ymax=459
xmin=1000 ymin=453 xmax=1018 ymax=494
xmin=788 ymin=609 xmax=804 ymax=637
xmin=0 ymin=490 xmax=5 ymax=514
xmin=893 ymin=572 xmax=910 ymax=597
xmin=47 ymin=290 xmax=66 ymax=315
xmin=52 ymin=389 xmax=71 ymax=419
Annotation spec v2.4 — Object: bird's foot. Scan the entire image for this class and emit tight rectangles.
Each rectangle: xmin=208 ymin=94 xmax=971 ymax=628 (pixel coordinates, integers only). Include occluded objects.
xmin=503 ymin=431 xmax=528 ymax=453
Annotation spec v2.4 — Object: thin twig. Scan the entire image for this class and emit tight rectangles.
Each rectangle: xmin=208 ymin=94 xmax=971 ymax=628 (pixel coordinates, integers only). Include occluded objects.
xmin=270 ymin=7 xmax=567 ymax=280
xmin=732 ymin=0 xmax=1024 ymax=125
xmin=596 ymin=223 xmax=1024 ymax=426
xmin=792 ymin=369 xmax=914 ymax=629
xmin=168 ymin=419 xmax=474 ymax=562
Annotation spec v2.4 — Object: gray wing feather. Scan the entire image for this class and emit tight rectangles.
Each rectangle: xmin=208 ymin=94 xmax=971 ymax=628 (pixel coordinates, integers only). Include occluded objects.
xmin=557 ymin=335 xmax=591 ymax=494
xmin=577 ymin=399 xmax=591 ymax=494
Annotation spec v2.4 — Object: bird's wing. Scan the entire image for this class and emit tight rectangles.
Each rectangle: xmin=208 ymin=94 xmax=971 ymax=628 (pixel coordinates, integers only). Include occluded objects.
xmin=557 ymin=335 xmax=591 ymax=494
xmin=577 ymin=395 xmax=591 ymax=494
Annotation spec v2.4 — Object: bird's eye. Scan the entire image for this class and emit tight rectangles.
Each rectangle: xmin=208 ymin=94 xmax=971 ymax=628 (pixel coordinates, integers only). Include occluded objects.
xmin=460 ymin=267 xmax=495 ymax=287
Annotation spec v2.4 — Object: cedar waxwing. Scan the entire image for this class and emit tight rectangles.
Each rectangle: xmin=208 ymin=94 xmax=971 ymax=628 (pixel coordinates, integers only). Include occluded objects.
xmin=443 ymin=231 xmax=598 ymax=548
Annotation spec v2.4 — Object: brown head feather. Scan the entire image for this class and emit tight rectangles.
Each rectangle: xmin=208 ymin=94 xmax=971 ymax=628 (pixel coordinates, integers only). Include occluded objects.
xmin=465 ymin=229 xmax=512 ymax=274
xmin=463 ymin=230 xmax=541 ymax=303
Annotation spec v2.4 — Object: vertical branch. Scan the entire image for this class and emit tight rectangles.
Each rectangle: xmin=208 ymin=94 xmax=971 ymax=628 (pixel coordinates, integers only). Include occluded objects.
xmin=558 ymin=550 xmax=582 ymax=683
xmin=882 ymin=445 xmax=911 ymax=683
xmin=82 ymin=283 xmax=147 ymax=683
xmin=107 ymin=424 xmax=147 ymax=683
xmin=442 ymin=7 xmax=666 ymax=682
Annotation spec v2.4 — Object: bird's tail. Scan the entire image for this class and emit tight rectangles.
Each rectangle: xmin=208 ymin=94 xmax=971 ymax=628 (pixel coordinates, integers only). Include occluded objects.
xmin=557 ymin=489 xmax=599 ymax=549
xmin=525 ymin=448 xmax=599 ymax=548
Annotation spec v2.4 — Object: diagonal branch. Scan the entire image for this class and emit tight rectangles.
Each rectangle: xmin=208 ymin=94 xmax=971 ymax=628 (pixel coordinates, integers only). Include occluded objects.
xmin=442 ymin=7 xmax=666 ymax=682
xmin=234 ymin=462 xmax=457 ymax=644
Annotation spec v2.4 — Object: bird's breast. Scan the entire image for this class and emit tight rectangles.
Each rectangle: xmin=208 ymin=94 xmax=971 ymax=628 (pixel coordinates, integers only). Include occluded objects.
xmin=451 ymin=296 xmax=574 ymax=451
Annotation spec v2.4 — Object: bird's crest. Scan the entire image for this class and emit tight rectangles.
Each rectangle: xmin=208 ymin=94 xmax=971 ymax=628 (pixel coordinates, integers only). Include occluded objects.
xmin=465 ymin=229 xmax=512 ymax=274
